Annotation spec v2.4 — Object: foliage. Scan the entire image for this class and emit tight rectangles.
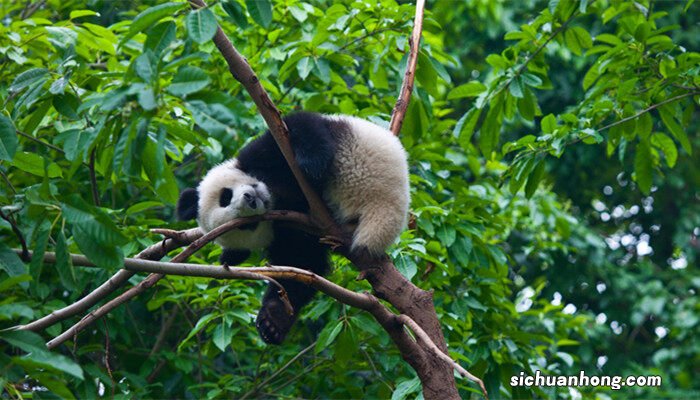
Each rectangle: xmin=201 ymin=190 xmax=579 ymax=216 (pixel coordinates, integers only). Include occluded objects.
xmin=0 ymin=0 xmax=698 ymax=398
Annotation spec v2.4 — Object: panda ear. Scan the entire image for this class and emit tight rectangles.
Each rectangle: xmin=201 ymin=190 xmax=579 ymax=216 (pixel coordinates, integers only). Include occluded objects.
xmin=177 ymin=188 xmax=199 ymax=220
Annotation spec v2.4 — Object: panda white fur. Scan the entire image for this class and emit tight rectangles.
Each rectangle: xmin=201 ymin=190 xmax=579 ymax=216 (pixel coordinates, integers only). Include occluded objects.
xmin=177 ymin=112 xmax=409 ymax=344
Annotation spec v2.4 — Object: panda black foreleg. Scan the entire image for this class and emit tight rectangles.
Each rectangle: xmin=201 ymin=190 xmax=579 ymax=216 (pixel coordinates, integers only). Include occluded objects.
xmin=220 ymin=248 xmax=251 ymax=266
xmin=256 ymin=227 xmax=329 ymax=344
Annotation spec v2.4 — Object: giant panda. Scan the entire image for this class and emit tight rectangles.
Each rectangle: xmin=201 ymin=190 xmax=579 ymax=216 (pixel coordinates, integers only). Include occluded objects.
xmin=177 ymin=112 xmax=410 ymax=344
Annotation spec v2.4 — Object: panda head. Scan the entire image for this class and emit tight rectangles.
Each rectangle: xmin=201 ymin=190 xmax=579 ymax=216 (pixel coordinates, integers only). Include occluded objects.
xmin=177 ymin=159 xmax=272 ymax=233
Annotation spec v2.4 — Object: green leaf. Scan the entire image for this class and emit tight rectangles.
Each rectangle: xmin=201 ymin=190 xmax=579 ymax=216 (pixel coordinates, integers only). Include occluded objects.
xmin=582 ymin=63 xmax=600 ymax=90
xmin=0 ymin=115 xmax=18 ymax=161
xmin=145 ymin=20 xmax=177 ymax=55
xmin=0 ymin=243 xmax=27 ymax=278
xmin=651 ymin=133 xmax=678 ymax=168
xmin=436 ymin=224 xmax=456 ymax=246
xmin=69 ymin=9 xmax=97 ymax=19
xmin=123 ymin=2 xmax=184 ymax=44
xmin=658 ymin=105 xmax=691 ymax=154
xmin=138 ymin=88 xmax=157 ymax=110
xmin=222 ymin=0 xmax=249 ymax=27
xmin=53 ymin=93 xmax=80 ymax=119
xmin=450 ymin=236 xmax=473 ymax=265
xmin=55 ymin=230 xmax=76 ymax=290
xmin=525 ymin=159 xmax=546 ymax=198
xmin=521 ymin=73 xmax=543 ymax=87
xmin=187 ymin=8 xmax=218 ymax=44
xmin=11 ymin=152 xmax=62 ymax=177
xmin=315 ymin=321 xmax=343 ymax=353
xmin=313 ymin=58 xmax=331 ymax=83
xmin=479 ymin=99 xmax=503 ymax=157
xmin=135 ymin=52 xmax=156 ymax=83
xmin=509 ymin=76 xmax=524 ymax=98
xmin=186 ymin=100 xmax=238 ymax=138
xmin=10 ymin=68 xmax=48 ymax=92
xmin=634 ymin=139 xmax=653 ymax=194
xmin=564 ymin=27 xmax=592 ymax=56
xmin=2 ymin=330 xmax=84 ymax=379
xmin=55 ymin=128 xmax=96 ymax=161
xmin=297 ymin=57 xmax=312 ymax=79
xmin=246 ymin=0 xmax=272 ymax=28
xmin=541 ymin=113 xmax=557 ymax=134
xmin=454 ymin=108 xmax=481 ymax=150
xmin=391 ymin=376 xmax=421 ymax=400
xmin=447 ymin=81 xmax=486 ymax=100
xmin=213 ymin=323 xmax=233 ymax=351
xmin=635 ymin=112 xmax=652 ymax=140
xmin=595 ymin=33 xmax=622 ymax=46
xmin=179 ymin=313 xmax=217 ymax=350
xmin=168 ymin=66 xmax=211 ymax=96
xmin=395 ymin=253 xmax=417 ymax=280
xmin=518 ymin=88 xmax=537 ymax=121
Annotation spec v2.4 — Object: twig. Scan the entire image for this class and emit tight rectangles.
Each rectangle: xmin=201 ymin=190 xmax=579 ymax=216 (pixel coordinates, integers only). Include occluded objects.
xmin=0 ymin=169 xmax=16 ymax=194
xmin=598 ymin=91 xmax=700 ymax=132
xmin=19 ymin=0 xmax=46 ymax=19
xmin=240 ymin=341 xmax=316 ymax=400
xmin=398 ymin=315 xmax=488 ymax=399
xmin=388 ymin=0 xmax=425 ymax=135
xmin=148 ymin=306 xmax=179 ymax=357
xmin=102 ymin=319 xmax=115 ymax=398
xmin=0 ymin=208 xmax=29 ymax=261
xmin=16 ymin=211 xmax=312 ymax=333
xmin=41 ymin=211 xmax=315 ymax=349
xmin=16 ymin=130 xmax=65 ymax=154
xmin=89 ymin=149 xmax=100 ymax=206
xmin=14 ymin=228 xmax=200 ymax=332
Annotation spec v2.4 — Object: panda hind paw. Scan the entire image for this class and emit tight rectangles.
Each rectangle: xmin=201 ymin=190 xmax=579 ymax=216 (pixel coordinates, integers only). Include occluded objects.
xmin=255 ymin=297 xmax=297 ymax=345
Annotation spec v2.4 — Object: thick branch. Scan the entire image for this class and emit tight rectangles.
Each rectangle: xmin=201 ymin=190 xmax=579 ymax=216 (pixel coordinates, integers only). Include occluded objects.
xmin=188 ymin=0 xmax=340 ymax=237
xmin=388 ymin=0 xmax=425 ymax=135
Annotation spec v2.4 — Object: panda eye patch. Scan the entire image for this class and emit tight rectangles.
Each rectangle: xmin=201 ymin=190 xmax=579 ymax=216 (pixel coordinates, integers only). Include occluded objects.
xmin=219 ymin=188 xmax=233 ymax=207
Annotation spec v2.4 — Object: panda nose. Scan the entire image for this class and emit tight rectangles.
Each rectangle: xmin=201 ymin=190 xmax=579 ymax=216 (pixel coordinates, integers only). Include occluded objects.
xmin=244 ymin=192 xmax=257 ymax=209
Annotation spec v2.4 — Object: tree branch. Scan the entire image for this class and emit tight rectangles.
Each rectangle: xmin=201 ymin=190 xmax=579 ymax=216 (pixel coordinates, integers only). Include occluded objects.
xmin=24 ymin=249 xmax=483 ymax=397
xmin=0 ymin=208 xmax=29 ymax=261
xmin=598 ymin=91 xmax=700 ymax=132
xmin=188 ymin=0 xmax=341 ymax=237
xmin=397 ymin=315 xmax=488 ymax=398
xmin=14 ymin=228 xmax=201 ymax=332
xmin=15 ymin=211 xmax=313 ymax=334
xmin=388 ymin=0 xmax=425 ymax=135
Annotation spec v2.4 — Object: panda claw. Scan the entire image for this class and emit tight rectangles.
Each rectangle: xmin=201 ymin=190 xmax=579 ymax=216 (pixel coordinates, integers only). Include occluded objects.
xmin=319 ymin=235 xmax=346 ymax=251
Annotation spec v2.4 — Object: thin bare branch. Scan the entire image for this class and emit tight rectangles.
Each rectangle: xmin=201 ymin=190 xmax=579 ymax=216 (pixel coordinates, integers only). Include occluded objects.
xmin=398 ymin=315 xmax=488 ymax=399
xmin=388 ymin=0 xmax=425 ymax=135
xmin=14 ymin=228 xmax=201 ymax=332
xmin=42 ymin=210 xmax=316 ymax=349
xmin=598 ymin=91 xmax=700 ymax=132
xmin=89 ymin=149 xmax=100 ymax=206
xmin=25 ymin=249 xmax=481 ymax=397
xmin=16 ymin=211 xmax=313 ymax=333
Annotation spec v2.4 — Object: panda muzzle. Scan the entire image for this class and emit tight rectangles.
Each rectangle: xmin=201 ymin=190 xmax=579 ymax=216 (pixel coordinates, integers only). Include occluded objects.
xmin=243 ymin=192 xmax=257 ymax=209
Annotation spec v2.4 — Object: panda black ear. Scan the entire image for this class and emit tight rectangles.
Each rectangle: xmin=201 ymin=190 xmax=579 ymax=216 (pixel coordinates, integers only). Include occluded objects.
xmin=177 ymin=188 xmax=199 ymax=220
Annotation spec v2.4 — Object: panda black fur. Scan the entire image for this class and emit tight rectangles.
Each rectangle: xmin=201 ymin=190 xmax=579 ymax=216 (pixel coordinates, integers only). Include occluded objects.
xmin=177 ymin=112 xmax=410 ymax=344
